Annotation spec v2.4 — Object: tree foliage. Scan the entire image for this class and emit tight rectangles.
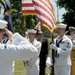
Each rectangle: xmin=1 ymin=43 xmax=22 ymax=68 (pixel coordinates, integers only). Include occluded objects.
xmin=10 ymin=0 xmax=24 ymax=35
xmin=56 ymin=0 xmax=75 ymax=30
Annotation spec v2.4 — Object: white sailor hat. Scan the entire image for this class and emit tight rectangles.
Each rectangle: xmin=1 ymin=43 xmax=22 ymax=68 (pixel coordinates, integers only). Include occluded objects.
xmin=57 ymin=23 xmax=67 ymax=28
xmin=38 ymin=30 xmax=43 ymax=34
xmin=0 ymin=20 xmax=8 ymax=29
xmin=27 ymin=29 xmax=37 ymax=34
xmin=69 ymin=26 xmax=75 ymax=31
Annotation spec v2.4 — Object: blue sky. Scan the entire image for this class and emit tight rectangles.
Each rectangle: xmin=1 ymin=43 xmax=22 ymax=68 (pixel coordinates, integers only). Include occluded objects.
xmin=51 ymin=0 xmax=66 ymax=22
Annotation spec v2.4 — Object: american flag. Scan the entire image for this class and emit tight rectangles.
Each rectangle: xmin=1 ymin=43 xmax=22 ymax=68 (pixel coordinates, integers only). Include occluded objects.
xmin=22 ymin=0 xmax=36 ymax=15
xmin=34 ymin=22 xmax=41 ymax=31
xmin=32 ymin=0 xmax=56 ymax=33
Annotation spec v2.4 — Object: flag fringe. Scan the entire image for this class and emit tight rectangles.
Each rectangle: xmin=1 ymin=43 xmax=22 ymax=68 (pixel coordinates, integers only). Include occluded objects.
xmin=42 ymin=24 xmax=57 ymax=33
xmin=22 ymin=13 xmax=36 ymax=16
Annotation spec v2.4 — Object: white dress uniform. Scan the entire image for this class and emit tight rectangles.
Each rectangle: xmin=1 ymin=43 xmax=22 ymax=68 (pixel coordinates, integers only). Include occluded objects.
xmin=68 ymin=35 xmax=75 ymax=47
xmin=49 ymin=23 xmax=72 ymax=75
xmin=50 ymin=35 xmax=72 ymax=75
xmin=0 ymin=33 xmax=38 ymax=75
xmin=25 ymin=39 xmax=41 ymax=75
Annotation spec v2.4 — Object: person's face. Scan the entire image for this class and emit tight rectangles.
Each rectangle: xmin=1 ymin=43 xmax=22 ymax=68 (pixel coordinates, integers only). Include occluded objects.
xmin=70 ymin=31 xmax=75 ymax=36
xmin=28 ymin=33 xmax=35 ymax=40
xmin=57 ymin=28 xmax=66 ymax=37
xmin=38 ymin=34 xmax=43 ymax=38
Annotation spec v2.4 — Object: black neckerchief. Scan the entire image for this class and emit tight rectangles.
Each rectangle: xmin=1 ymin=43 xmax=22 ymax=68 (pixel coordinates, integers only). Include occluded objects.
xmin=55 ymin=38 xmax=63 ymax=58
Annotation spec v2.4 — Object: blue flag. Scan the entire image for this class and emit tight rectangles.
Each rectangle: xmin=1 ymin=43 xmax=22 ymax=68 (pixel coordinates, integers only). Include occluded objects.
xmin=0 ymin=0 xmax=13 ymax=32
xmin=4 ymin=0 xmax=13 ymax=32
xmin=5 ymin=13 xmax=13 ymax=32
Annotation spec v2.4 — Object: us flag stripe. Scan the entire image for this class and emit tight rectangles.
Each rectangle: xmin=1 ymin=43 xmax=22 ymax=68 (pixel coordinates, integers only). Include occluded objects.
xmin=32 ymin=0 xmax=55 ymax=24
xmin=46 ymin=0 xmax=56 ymax=23
xmin=32 ymin=0 xmax=56 ymax=32
xmin=22 ymin=0 xmax=36 ymax=15
xmin=33 ymin=5 xmax=55 ymax=27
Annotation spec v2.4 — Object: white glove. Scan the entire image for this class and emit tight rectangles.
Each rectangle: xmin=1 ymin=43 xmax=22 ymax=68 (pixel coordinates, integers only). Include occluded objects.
xmin=49 ymin=44 xmax=58 ymax=50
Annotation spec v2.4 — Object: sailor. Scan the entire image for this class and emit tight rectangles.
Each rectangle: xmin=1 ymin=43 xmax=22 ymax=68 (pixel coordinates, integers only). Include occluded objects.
xmin=68 ymin=26 xmax=75 ymax=47
xmin=49 ymin=23 xmax=72 ymax=75
xmin=24 ymin=29 xmax=41 ymax=75
xmin=0 ymin=20 xmax=38 ymax=75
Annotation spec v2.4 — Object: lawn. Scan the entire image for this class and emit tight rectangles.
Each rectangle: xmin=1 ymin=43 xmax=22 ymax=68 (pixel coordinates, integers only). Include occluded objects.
xmin=14 ymin=61 xmax=51 ymax=75
xmin=14 ymin=61 xmax=26 ymax=75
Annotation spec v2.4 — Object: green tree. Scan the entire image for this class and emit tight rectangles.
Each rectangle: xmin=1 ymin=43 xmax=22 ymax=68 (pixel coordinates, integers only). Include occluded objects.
xmin=56 ymin=0 xmax=75 ymax=30
xmin=10 ymin=0 xmax=24 ymax=35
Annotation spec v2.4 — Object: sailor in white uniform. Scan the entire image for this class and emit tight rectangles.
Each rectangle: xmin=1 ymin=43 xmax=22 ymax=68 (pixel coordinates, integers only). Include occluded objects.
xmin=68 ymin=26 xmax=75 ymax=47
xmin=49 ymin=23 xmax=72 ymax=75
xmin=0 ymin=20 xmax=38 ymax=75
xmin=25 ymin=29 xmax=41 ymax=75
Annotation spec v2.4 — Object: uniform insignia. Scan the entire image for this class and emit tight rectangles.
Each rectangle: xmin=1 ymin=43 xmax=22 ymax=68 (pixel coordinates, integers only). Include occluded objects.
xmin=66 ymin=43 xmax=70 ymax=48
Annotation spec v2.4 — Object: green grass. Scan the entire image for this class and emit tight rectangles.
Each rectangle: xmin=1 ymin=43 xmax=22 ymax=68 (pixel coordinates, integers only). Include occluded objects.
xmin=14 ymin=61 xmax=51 ymax=75
xmin=14 ymin=61 xmax=26 ymax=75
xmin=48 ymin=38 xmax=52 ymax=45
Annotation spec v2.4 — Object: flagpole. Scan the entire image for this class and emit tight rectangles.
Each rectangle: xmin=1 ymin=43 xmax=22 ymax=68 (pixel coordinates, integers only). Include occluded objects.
xmin=23 ymin=16 xmax=26 ymax=28
xmin=50 ymin=33 xmax=55 ymax=75
xmin=23 ymin=15 xmax=28 ymax=34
